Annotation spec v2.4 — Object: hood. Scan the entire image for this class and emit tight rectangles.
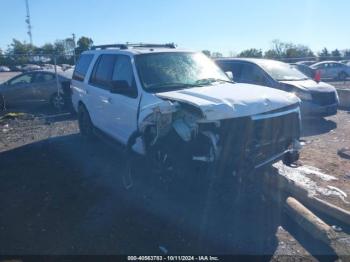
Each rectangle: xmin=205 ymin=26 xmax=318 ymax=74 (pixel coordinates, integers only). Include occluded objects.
xmin=156 ymin=83 xmax=300 ymax=121
xmin=280 ymin=79 xmax=336 ymax=93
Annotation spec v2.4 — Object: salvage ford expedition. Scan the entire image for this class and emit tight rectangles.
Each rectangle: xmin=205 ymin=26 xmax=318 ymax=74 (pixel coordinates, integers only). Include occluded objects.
xmin=71 ymin=43 xmax=302 ymax=177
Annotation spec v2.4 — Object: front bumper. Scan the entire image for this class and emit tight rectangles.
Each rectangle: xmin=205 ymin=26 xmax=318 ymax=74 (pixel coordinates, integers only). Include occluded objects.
xmin=300 ymin=101 xmax=338 ymax=117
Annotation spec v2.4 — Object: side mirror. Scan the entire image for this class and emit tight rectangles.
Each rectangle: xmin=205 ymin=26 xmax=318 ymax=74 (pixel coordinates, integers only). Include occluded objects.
xmin=225 ymin=71 xmax=234 ymax=80
xmin=110 ymin=80 xmax=136 ymax=97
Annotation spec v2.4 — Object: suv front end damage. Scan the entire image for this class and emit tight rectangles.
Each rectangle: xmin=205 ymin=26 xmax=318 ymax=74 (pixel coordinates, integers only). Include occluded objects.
xmin=132 ymin=96 xmax=301 ymax=175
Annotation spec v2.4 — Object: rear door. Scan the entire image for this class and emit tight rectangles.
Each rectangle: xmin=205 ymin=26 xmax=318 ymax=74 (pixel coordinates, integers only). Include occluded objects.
xmin=31 ymin=72 xmax=57 ymax=102
xmin=87 ymin=54 xmax=117 ymax=135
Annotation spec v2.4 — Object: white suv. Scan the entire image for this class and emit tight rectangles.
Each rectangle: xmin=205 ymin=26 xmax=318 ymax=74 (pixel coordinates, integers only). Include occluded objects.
xmin=71 ymin=44 xmax=301 ymax=176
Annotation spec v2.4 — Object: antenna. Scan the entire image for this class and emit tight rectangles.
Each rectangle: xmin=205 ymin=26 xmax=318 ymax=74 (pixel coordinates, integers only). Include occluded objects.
xmin=25 ymin=0 xmax=33 ymax=45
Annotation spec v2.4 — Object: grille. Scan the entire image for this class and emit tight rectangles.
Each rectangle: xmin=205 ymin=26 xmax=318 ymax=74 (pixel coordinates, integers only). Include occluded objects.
xmin=219 ymin=110 xmax=300 ymax=170
xmin=311 ymin=92 xmax=336 ymax=106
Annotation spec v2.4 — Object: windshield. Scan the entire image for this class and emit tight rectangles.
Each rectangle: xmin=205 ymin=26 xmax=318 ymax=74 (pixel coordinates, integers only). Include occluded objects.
xmin=259 ymin=60 xmax=309 ymax=81
xmin=135 ymin=52 xmax=230 ymax=92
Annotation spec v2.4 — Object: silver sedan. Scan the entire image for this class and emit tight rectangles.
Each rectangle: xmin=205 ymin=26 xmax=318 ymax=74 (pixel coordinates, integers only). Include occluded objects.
xmin=311 ymin=61 xmax=350 ymax=80
xmin=0 ymin=70 xmax=72 ymax=111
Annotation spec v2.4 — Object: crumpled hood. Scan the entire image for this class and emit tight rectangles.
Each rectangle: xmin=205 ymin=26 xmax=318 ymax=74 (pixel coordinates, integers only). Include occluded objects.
xmin=156 ymin=83 xmax=300 ymax=121
xmin=280 ymin=79 xmax=336 ymax=93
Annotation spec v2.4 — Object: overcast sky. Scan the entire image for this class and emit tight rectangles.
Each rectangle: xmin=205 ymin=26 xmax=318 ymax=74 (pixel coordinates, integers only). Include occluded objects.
xmin=1 ymin=0 xmax=349 ymax=55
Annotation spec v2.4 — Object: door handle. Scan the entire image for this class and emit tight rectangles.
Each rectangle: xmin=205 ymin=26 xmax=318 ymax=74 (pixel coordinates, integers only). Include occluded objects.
xmin=101 ymin=97 xmax=112 ymax=104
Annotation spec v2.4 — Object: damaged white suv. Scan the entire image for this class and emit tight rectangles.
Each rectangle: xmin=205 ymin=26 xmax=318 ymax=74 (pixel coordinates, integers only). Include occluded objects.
xmin=71 ymin=44 xmax=301 ymax=176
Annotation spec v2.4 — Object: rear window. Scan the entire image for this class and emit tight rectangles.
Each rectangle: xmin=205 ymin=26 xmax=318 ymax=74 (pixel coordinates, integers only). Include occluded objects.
xmin=72 ymin=54 xmax=94 ymax=81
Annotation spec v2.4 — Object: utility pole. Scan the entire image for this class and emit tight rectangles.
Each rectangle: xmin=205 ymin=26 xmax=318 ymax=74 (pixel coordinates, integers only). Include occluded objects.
xmin=25 ymin=0 xmax=33 ymax=46
xmin=72 ymin=33 xmax=76 ymax=64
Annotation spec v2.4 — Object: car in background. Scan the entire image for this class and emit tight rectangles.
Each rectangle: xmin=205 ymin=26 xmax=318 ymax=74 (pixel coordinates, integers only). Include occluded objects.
xmin=0 ymin=66 xmax=11 ymax=72
xmin=290 ymin=63 xmax=316 ymax=79
xmin=216 ymin=58 xmax=339 ymax=117
xmin=21 ymin=64 xmax=42 ymax=72
xmin=295 ymin=60 xmax=316 ymax=66
xmin=311 ymin=61 xmax=350 ymax=80
xmin=0 ymin=70 xmax=72 ymax=111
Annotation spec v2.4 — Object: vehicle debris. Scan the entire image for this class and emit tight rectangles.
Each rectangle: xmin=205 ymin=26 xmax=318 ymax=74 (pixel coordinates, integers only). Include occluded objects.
xmin=274 ymin=162 xmax=347 ymax=202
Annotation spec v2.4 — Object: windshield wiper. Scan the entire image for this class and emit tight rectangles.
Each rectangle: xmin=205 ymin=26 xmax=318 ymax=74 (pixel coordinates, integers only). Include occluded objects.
xmin=195 ymin=78 xmax=234 ymax=85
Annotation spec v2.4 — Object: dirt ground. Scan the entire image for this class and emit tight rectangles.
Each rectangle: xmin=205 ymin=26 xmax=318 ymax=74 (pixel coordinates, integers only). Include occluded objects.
xmin=299 ymin=110 xmax=350 ymax=211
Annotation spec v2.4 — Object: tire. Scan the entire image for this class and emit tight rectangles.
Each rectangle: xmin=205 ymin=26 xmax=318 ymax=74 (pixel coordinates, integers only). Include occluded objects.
xmin=78 ymin=104 xmax=94 ymax=138
xmin=282 ymin=151 xmax=300 ymax=166
xmin=50 ymin=93 xmax=66 ymax=111
xmin=338 ymin=72 xmax=348 ymax=81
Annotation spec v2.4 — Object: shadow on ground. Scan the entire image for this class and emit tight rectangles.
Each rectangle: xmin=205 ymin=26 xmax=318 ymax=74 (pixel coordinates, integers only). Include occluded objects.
xmin=0 ymin=134 xmax=280 ymax=256
xmin=301 ymin=117 xmax=337 ymax=137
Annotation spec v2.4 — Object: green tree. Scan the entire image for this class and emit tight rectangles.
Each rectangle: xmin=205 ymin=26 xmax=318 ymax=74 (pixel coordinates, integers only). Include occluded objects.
xmin=318 ymin=48 xmax=330 ymax=61
xmin=344 ymin=49 xmax=350 ymax=59
xmin=211 ymin=52 xmax=223 ymax=58
xmin=75 ymin=36 xmax=93 ymax=55
xmin=331 ymin=49 xmax=341 ymax=60
xmin=238 ymin=48 xmax=262 ymax=58
xmin=202 ymin=50 xmax=211 ymax=57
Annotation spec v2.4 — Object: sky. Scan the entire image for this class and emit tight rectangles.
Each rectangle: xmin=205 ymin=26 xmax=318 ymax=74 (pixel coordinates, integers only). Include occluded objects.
xmin=1 ymin=0 xmax=349 ymax=55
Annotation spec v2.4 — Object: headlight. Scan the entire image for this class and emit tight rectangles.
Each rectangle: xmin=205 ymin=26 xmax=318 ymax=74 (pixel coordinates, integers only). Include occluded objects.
xmin=293 ymin=89 xmax=312 ymax=101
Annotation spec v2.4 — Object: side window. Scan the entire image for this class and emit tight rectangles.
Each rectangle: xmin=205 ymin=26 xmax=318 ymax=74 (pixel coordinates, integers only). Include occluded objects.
xmin=33 ymin=73 xmax=55 ymax=83
xmin=89 ymin=54 xmax=117 ymax=90
xmin=9 ymin=73 xmax=34 ymax=85
xmin=229 ymin=63 xmax=244 ymax=81
xmin=240 ymin=63 xmax=268 ymax=85
xmin=111 ymin=55 xmax=137 ymax=98
xmin=112 ymin=56 xmax=135 ymax=87
xmin=73 ymin=54 xmax=94 ymax=82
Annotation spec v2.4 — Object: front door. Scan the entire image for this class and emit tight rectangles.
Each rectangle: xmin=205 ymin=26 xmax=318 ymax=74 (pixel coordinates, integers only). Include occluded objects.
xmin=3 ymin=73 xmax=36 ymax=106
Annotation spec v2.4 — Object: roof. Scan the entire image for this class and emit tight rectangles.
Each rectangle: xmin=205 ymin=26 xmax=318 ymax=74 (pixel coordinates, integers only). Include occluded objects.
xmin=84 ymin=44 xmax=193 ymax=55
xmin=215 ymin=57 xmax=284 ymax=66
xmin=312 ymin=61 xmax=343 ymax=65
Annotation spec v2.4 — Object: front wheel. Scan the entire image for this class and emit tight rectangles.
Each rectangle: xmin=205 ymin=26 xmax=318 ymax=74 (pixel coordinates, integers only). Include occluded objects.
xmin=78 ymin=104 xmax=94 ymax=138
xmin=282 ymin=151 xmax=300 ymax=166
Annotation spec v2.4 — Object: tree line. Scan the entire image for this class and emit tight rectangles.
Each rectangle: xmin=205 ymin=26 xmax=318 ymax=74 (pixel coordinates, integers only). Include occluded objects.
xmin=203 ymin=40 xmax=350 ymax=62
xmin=1 ymin=38 xmax=350 ymax=66
xmin=0 ymin=36 xmax=93 ymax=66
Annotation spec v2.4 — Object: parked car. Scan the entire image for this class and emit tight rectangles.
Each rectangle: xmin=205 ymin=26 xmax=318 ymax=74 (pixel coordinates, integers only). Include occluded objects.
xmin=295 ymin=61 xmax=316 ymax=66
xmin=0 ymin=70 xmax=71 ymax=111
xmin=71 ymin=43 xmax=301 ymax=179
xmin=21 ymin=64 xmax=42 ymax=72
xmin=0 ymin=66 xmax=11 ymax=72
xmin=290 ymin=63 xmax=316 ymax=79
xmin=216 ymin=58 xmax=339 ymax=117
xmin=311 ymin=61 xmax=350 ymax=80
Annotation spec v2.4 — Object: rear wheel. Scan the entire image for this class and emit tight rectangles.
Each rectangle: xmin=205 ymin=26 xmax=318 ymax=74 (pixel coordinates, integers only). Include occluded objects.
xmin=50 ymin=93 xmax=66 ymax=111
xmin=78 ymin=104 xmax=94 ymax=138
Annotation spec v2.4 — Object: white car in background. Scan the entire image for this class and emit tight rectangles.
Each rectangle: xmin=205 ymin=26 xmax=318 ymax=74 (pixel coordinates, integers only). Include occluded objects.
xmin=0 ymin=66 xmax=10 ymax=72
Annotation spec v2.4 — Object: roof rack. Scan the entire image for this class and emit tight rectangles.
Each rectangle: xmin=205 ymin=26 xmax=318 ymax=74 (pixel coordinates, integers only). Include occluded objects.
xmin=91 ymin=43 xmax=176 ymax=50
